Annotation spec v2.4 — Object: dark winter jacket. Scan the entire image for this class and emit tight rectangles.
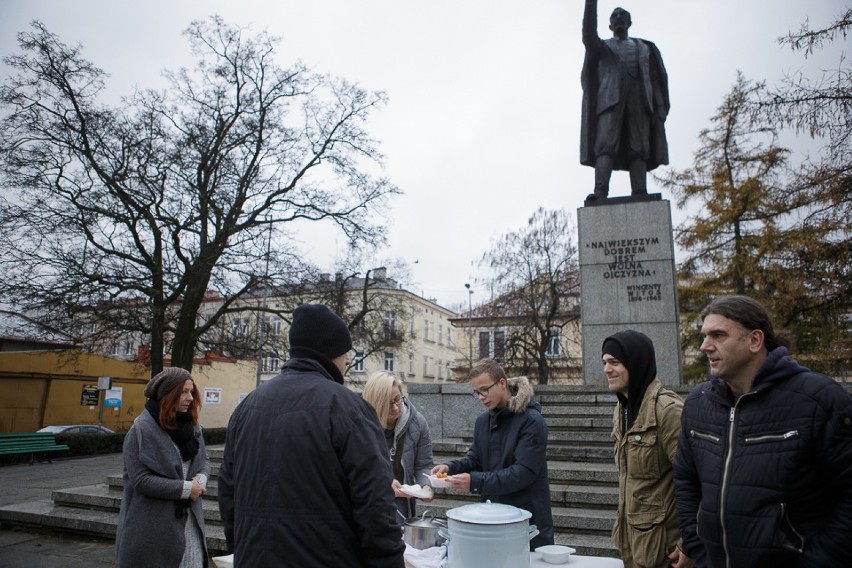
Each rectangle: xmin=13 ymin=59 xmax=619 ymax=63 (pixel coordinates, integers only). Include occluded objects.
xmin=673 ymin=347 xmax=852 ymax=568
xmin=217 ymin=358 xmax=405 ymax=568
xmin=445 ymin=377 xmax=554 ymax=549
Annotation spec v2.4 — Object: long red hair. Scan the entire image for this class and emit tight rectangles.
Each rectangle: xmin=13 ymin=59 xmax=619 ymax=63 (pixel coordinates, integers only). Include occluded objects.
xmin=158 ymin=380 xmax=201 ymax=431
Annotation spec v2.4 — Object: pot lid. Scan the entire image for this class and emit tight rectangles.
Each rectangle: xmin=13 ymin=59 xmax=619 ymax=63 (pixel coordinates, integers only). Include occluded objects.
xmin=446 ymin=501 xmax=532 ymax=524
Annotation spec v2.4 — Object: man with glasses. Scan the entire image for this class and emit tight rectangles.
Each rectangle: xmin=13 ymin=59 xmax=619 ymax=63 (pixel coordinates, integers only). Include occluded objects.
xmin=431 ymin=358 xmax=554 ymax=549
xmin=673 ymin=296 xmax=852 ymax=567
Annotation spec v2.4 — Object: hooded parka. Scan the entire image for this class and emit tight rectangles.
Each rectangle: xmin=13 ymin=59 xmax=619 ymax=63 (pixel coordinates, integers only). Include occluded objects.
xmin=445 ymin=376 xmax=554 ymax=549
xmin=605 ymin=330 xmax=683 ymax=568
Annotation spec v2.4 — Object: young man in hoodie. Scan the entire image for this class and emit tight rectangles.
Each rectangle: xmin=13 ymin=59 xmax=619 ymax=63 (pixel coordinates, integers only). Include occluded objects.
xmin=431 ymin=358 xmax=554 ymax=550
xmin=602 ymin=330 xmax=685 ymax=568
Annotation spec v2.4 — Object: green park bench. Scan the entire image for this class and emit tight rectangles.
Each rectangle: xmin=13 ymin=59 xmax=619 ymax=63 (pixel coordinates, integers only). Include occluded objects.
xmin=0 ymin=432 xmax=71 ymax=464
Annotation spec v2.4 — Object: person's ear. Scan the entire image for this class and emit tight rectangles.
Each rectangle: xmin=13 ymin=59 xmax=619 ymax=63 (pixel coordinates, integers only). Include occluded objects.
xmin=749 ymin=330 xmax=765 ymax=353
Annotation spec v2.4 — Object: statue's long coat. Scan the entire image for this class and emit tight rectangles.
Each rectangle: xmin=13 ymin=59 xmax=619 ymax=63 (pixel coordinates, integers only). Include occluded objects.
xmin=580 ymin=32 xmax=670 ymax=172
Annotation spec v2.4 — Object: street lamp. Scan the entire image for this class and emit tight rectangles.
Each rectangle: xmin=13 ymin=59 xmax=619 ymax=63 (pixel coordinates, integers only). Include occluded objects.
xmin=464 ymin=283 xmax=473 ymax=369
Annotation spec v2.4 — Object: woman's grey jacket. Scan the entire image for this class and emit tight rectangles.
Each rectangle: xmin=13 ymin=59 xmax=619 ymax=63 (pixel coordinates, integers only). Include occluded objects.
xmin=115 ymin=409 xmax=211 ymax=567
xmin=391 ymin=398 xmax=434 ymax=518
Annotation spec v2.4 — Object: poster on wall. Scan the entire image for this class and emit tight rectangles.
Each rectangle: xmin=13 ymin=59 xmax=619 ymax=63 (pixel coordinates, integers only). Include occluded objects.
xmin=204 ymin=388 xmax=222 ymax=405
xmin=104 ymin=386 xmax=123 ymax=407
xmin=81 ymin=384 xmax=99 ymax=406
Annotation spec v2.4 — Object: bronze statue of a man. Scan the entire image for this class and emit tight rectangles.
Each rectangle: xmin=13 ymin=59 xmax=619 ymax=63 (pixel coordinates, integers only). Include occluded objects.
xmin=580 ymin=0 xmax=669 ymax=201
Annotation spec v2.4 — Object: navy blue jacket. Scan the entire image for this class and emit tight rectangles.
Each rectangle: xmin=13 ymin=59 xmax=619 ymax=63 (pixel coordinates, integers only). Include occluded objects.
xmin=445 ymin=377 xmax=554 ymax=549
xmin=217 ymin=358 xmax=405 ymax=568
xmin=674 ymin=347 xmax=852 ymax=567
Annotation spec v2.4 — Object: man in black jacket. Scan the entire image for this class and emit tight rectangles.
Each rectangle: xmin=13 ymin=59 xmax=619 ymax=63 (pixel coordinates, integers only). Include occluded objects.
xmin=673 ymin=296 xmax=852 ymax=568
xmin=431 ymin=358 xmax=554 ymax=550
xmin=218 ymin=304 xmax=405 ymax=568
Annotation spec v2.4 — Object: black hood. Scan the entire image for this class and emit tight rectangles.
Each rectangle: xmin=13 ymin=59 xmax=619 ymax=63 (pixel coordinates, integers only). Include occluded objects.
xmin=602 ymin=330 xmax=657 ymax=430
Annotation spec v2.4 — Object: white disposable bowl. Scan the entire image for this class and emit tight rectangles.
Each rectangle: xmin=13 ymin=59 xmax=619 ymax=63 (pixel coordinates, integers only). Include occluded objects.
xmin=426 ymin=474 xmax=451 ymax=488
xmin=536 ymin=545 xmax=576 ymax=564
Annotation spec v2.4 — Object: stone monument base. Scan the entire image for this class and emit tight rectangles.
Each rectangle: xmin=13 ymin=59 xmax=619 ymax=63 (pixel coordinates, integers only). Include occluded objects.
xmin=577 ymin=196 xmax=682 ymax=385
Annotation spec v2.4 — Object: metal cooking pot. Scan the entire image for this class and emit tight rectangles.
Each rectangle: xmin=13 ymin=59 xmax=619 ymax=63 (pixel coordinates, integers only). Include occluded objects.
xmin=441 ymin=501 xmax=538 ymax=567
xmin=402 ymin=510 xmax=447 ymax=550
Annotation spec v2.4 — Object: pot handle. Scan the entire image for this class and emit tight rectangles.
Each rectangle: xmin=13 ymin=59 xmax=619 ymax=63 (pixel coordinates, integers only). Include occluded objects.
xmin=432 ymin=518 xmax=448 ymax=529
xmin=528 ymin=524 xmax=539 ymax=541
xmin=438 ymin=527 xmax=450 ymax=541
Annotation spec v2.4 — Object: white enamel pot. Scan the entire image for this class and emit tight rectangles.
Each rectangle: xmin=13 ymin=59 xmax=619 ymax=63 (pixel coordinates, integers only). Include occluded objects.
xmin=441 ymin=501 xmax=539 ymax=568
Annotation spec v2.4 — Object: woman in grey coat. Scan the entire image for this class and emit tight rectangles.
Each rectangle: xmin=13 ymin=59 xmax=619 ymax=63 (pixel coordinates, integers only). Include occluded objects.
xmin=115 ymin=367 xmax=211 ymax=567
xmin=363 ymin=371 xmax=435 ymax=519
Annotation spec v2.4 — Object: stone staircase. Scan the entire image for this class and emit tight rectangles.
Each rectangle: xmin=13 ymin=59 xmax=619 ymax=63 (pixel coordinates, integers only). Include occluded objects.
xmin=423 ymin=387 xmax=622 ymax=557
xmin=0 ymin=386 xmax=634 ymax=558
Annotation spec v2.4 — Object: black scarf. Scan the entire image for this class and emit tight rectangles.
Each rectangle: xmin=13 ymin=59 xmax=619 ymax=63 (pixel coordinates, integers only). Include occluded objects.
xmin=144 ymin=398 xmax=200 ymax=462
xmin=145 ymin=398 xmax=200 ymax=519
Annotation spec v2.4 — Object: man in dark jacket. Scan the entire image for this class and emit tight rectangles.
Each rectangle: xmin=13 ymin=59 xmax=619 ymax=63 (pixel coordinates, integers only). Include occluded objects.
xmin=673 ymin=296 xmax=852 ymax=568
xmin=217 ymin=304 xmax=405 ymax=568
xmin=431 ymin=358 xmax=554 ymax=550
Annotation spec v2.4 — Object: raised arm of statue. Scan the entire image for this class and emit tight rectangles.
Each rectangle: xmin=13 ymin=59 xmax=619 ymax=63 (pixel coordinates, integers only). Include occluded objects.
xmin=583 ymin=0 xmax=601 ymax=49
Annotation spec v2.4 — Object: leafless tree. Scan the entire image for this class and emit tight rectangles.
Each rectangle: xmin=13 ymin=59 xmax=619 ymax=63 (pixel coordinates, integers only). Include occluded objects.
xmin=0 ymin=18 xmax=399 ymax=374
xmin=477 ymin=208 xmax=580 ymax=384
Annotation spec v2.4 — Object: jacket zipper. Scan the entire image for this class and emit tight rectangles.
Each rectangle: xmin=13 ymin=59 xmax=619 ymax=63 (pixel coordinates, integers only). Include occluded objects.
xmin=690 ymin=429 xmax=721 ymax=443
xmin=720 ymin=395 xmax=749 ymax=568
xmin=744 ymin=430 xmax=798 ymax=443
xmin=780 ymin=502 xmax=805 ymax=553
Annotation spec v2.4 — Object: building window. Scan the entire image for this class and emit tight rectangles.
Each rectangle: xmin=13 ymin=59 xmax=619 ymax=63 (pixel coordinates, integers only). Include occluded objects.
xmin=478 ymin=331 xmax=490 ymax=360
xmin=447 ymin=327 xmax=454 ymax=347
xmin=262 ymin=352 xmax=280 ymax=373
xmin=122 ymin=335 xmax=135 ymax=356
xmin=438 ymin=324 xmax=443 ymax=344
xmin=353 ymin=350 xmax=364 ymax=372
xmin=384 ymin=311 xmax=397 ymax=340
xmin=438 ymin=359 xmax=444 ymax=379
xmin=233 ymin=317 xmax=249 ymax=338
xmin=493 ymin=331 xmax=506 ymax=360
xmin=423 ymin=356 xmax=430 ymax=377
xmin=447 ymin=361 xmax=453 ymax=380
xmin=546 ymin=327 xmax=562 ymax=357
xmin=408 ymin=352 xmax=415 ymax=374
xmin=409 ymin=316 xmax=415 ymax=337
xmin=271 ymin=317 xmax=281 ymax=336
xmin=384 ymin=352 xmax=395 ymax=372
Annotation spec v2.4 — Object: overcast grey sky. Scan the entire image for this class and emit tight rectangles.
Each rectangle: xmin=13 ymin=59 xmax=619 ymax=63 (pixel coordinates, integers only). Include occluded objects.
xmin=1 ymin=0 xmax=847 ymax=309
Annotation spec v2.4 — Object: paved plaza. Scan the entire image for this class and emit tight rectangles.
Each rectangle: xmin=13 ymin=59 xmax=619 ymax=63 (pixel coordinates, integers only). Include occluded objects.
xmin=0 ymin=453 xmax=123 ymax=567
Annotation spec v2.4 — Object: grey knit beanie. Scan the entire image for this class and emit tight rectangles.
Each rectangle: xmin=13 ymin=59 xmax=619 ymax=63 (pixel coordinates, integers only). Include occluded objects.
xmin=144 ymin=367 xmax=193 ymax=400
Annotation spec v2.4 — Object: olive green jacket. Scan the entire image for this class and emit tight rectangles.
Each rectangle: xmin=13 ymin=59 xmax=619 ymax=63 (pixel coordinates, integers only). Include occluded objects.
xmin=611 ymin=379 xmax=683 ymax=568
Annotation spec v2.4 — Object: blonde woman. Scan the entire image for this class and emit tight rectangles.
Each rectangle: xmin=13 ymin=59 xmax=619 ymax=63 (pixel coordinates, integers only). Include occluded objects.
xmin=363 ymin=371 xmax=435 ymax=519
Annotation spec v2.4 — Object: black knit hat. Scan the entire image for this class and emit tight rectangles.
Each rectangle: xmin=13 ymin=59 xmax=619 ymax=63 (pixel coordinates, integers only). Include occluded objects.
xmin=144 ymin=367 xmax=193 ymax=401
xmin=289 ymin=304 xmax=353 ymax=362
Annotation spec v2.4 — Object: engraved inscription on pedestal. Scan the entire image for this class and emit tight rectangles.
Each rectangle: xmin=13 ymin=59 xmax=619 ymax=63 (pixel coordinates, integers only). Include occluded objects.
xmin=577 ymin=199 xmax=682 ymax=385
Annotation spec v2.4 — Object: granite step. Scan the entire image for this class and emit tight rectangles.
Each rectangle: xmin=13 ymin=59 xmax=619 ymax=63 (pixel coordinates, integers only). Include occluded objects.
xmin=0 ymin=493 xmax=618 ymax=558
xmin=0 ymin=500 xmax=229 ymax=554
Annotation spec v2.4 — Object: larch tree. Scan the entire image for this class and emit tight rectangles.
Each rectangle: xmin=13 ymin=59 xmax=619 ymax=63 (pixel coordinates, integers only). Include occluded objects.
xmin=0 ymin=18 xmax=399 ymax=375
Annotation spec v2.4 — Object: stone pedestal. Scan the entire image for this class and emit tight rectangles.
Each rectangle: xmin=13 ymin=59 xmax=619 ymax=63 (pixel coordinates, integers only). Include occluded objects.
xmin=577 ymin=196 xmax=682 ymax=385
